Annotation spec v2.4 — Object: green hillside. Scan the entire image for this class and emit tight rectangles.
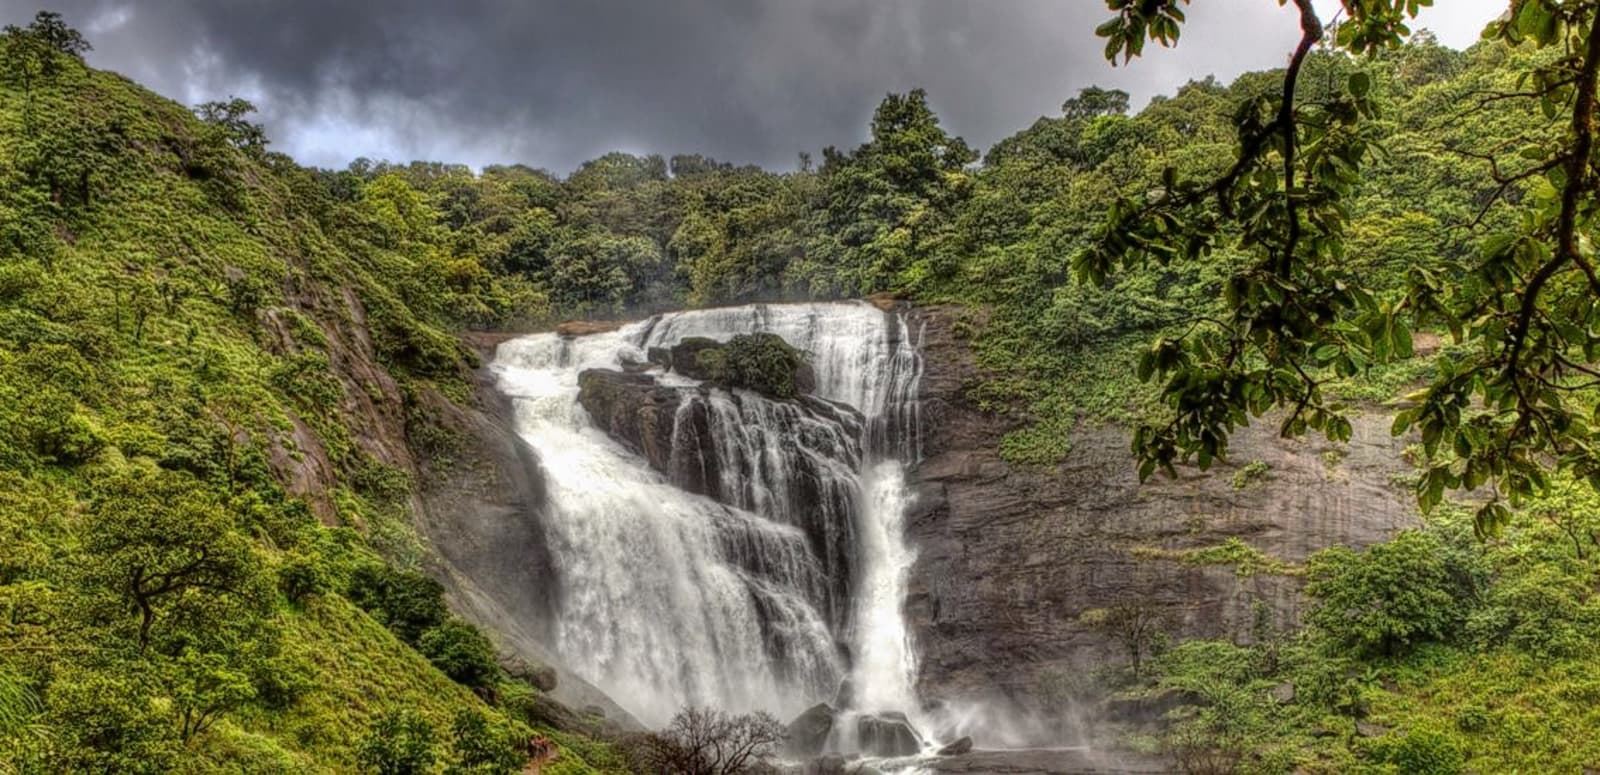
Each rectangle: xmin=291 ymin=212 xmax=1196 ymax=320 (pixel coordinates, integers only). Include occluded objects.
xmin=6 ymin=4 xmax=1600 ymax=773
xmin=0 ymin=14 xmax=620 ymax=774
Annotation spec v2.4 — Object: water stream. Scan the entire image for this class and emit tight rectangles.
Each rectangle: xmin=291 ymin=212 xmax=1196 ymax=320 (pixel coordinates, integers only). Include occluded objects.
xmin=491 ymin=302 xmax=925 ymax=731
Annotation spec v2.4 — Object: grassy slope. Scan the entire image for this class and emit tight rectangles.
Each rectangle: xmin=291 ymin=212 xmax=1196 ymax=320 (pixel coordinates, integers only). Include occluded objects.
xmin=0 ymin=53 xmax=621 ymax=773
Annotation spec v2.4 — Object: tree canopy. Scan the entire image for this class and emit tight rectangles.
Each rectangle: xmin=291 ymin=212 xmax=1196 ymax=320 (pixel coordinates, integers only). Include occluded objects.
xmin=1083 ymin=0 xmax=1600 ymax=535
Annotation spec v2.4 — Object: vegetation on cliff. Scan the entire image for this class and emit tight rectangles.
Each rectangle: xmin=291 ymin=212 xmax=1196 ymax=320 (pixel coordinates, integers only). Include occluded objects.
xmin=8 ymin=0 xmax=1600 ymax=771
xmin=692 ymin=333 xmax=811 ymax=399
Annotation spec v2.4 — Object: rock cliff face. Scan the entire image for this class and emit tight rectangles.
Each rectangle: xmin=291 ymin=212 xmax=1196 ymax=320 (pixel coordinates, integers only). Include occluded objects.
xmin=430 ymin=336 xmax=642 ymax=727
xmin=901 ymin=305 xmax=1418 ymax=726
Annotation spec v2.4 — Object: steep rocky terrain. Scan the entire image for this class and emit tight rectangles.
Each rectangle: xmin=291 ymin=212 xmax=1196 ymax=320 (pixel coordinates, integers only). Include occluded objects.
xmin=901 ymin=304 xmax=1419 ymax=727
xmin=471 ymin=301 xmax=1420 ymax=752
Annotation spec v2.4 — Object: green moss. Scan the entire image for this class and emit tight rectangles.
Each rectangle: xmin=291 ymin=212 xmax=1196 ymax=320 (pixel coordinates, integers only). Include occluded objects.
xmin=998 ymin=394 xmax=1075 ymax=465
xmin=694 ymin=332 xmax=809 ymax=398
xmin=1231 ymin=460 xmax=1273 ymax=489
xmin=1133 ymin=537 xmax=1302 ymax=578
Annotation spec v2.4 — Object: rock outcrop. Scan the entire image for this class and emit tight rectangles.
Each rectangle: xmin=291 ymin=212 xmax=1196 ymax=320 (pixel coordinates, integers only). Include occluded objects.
xmin=901 ymin=304 xmax=1418 ymax=733
xmin=786 ymin=703 xmax=836 ymax=758
xmin=648 ymin=333 xmax=818 ymax=398
xmin=419 ymin=337 xmax=643 ymax=730
xmin=856 ymin=712 xmax=923 ymax=757
xmin=576 ymin=369 xmax=683 ymax=480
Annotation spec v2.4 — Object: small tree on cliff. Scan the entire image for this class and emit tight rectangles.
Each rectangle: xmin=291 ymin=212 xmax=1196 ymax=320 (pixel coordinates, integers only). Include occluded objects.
xmin=1083 ymin=597 xmax=1168 ymax=679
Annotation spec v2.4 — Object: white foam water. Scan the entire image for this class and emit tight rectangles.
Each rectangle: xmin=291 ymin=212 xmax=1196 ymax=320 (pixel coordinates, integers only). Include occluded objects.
xmin=491 ymin=302 xmax=926 ymax=730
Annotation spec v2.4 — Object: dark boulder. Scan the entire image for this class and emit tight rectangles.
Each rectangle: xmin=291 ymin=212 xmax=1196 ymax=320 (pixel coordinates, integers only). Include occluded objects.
xmin=857 ymin=713 xmax=922 ymax=757
xmin=665 ymin=336 xmax=723 ymax=381
xmin=935 ymin=736 xmax=973 ymax=756
xmin=576 ymin=370 xmax=681 ymax=473
xmin=787 ymin=703 xmax=836 ymax=758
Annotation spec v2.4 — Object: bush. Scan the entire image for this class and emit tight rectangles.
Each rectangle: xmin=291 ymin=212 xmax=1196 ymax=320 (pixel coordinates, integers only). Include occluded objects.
xmin=345 ymin=564 xmax=448 ymax=645
xmin=447 ymin=708 xmax=526 ymax=775
xmin=419 ymin=620 xmax=500 ymax=691
xmin=1363 ymin=725 xmax=1466 ymax=775
xmin=1304 ymin=528 xmax=1487 ymax=658
xmin=41 ymin=669 xmax=181 ymax=774
xmin=1465 ymin=563 xmax=1597 ymax=658
xmin=358 ymin=709 xmax=436 ymax=775
xmin=277 ymin=551 xmax=333 ymax=604
xmin=1230 ymin=460 xmax=1271 ymax=489
xmin=695 ymin=333 xmax=809 ymax=399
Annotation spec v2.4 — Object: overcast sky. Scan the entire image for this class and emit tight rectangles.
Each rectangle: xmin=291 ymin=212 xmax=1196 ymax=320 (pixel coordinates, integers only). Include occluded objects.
xmin=1 ymin=1 xmax=1505 ymax=172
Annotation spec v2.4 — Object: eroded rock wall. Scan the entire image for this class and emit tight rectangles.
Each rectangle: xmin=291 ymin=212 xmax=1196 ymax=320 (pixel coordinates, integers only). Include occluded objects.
xmin=902 ymin=304 xmax=1418 ymax=718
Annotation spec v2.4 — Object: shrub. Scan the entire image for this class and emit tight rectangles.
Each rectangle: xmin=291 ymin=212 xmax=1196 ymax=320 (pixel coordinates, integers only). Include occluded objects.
xmin=446 ymin=708 xmax=526 ymax=775
xmin=419 ymin=620 xmax=500 ymax=691
xmin=357 ymin=709 xmax=436 ymax=775
xmin=345 ymin=564 xmax=448 ymax=645
xmin=41 ymin=669 xmax=181 ymax=774
xmin=277 ymin=551 xmax=333 ymax=604
xmin=1465 ymin=562 xmax=1597 ymax=658
xmin=1305 ymin=528 xmax=1487 ymax=658
xmin=695 ymin=333 xmax=809 ymax=398
xmin=1363 ymin=725 xmax=1466 ymax=775
xmin=1230 ymin=460 xmax=1271 ymax=489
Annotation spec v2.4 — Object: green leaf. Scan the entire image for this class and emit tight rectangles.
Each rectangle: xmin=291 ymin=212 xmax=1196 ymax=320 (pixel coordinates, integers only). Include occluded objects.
xmin=1348 ymin=72 xmax=1372 ymax=98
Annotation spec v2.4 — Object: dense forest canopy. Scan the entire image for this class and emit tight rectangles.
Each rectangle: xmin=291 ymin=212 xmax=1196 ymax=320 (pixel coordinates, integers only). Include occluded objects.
xmin=8 ymin=1 xmax=1600 ymax=772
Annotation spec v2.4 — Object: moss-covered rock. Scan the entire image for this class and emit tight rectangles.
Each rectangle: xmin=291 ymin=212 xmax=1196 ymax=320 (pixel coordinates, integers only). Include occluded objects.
xmin=694 ymin=333 xmax=814 ymax=398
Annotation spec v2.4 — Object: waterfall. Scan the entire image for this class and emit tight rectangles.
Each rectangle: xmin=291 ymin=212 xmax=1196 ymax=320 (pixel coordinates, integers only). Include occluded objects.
xmin=491 ymin=302 xmax=925 ymax=730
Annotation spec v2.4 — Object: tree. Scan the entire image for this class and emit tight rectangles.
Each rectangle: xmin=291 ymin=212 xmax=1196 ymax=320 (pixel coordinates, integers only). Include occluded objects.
xmin=1082 ymin=597 xmax=1167 ymax=678
xmin=1062 ymin=85 xmax=1130 ymax=120
xmin=16 ymin=11 xmax=90 ymax=60
xmin=164 ymin=649 xmax=256 ymax=742
xmin=418 ymin=620 xmax=500 ymax=691
xmin=1 ymin=11 xmax=90 ymax=130
xmin=358 ymin=709 xmax=437 ymax=775
xmin=806 ymin=89 xmax=976 ymax=295
xmin=1304 ymin=528 xmax=1487 ymax=658
xmin=195 ymin=97 xmax=268 ymax=154
xmin=627 ymin=707 xmax=786 ymax=775
xmin=1081 ymin=0 xmax=1600 ymax=534
xmin=80 ymin=469 xmax=267 ymax=650
xmin=446 ymin=708 xmax=526 ymax=775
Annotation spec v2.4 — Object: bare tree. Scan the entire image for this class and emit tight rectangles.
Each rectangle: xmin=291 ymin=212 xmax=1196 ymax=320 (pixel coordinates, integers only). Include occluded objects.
xmin=628 ymin=707 xmax=786 ymax=775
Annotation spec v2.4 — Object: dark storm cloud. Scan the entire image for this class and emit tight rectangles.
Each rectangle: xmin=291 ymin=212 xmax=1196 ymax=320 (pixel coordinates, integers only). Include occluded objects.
xmin=1 ymin=0 xmax=1502 ymax=172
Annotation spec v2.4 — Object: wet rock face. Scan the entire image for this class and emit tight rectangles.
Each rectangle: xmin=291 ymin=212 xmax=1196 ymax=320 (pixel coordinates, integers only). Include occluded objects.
xmin=856 ymin=712 xmax=923 ymax=757
xmin=786 ymin=702 xmax=836 ymax=758
xmin=576 ymin=369 xmax=683 ymax=478
xmin=901 ymin=304 xmax=1419 ymax=730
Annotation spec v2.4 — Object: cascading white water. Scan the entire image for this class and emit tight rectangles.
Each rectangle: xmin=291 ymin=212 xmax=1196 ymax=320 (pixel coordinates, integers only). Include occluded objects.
xmin=849 ymin=461 xmax=920 ymax=716
xmin=491 ymin=302 xmax=926 ymax=731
